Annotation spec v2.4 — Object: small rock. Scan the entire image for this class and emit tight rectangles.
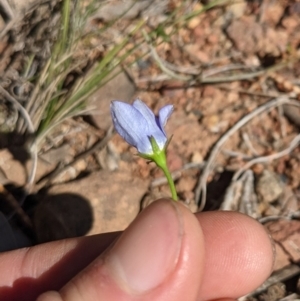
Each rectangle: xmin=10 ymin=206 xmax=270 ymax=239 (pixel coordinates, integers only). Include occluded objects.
xmin=184 ymin=45 xmax=210 ymax=64
xmin=281 ymin=232 xmax=300 ymax=262
xmin=202 ymin=114 xmax=228 ymax=133
xmin=243 ymin=55 xmax=261 ymax=67
xmin=187 ymin=16 xmax=201 ymax=29
xmin=272 ymin=243 xmax=290 ymax=271
xmin=52 ymin=166 xmax=78 ymax=184
xmin=227 ymin=91 xmax=239 ymax=103
xmin=183 ymin=197 xmax=198 ymax=213
xmin=201 ymin=85 xmax=220 ymax=98
xmin=263 ymin=283 xmax=286 ymax=301
xmin=193 ymin=50 xmax=210 ymax=64
xmin=261 ymin=2 xmax=284 ymax=26
xmin=96 ymin=141 xmax=120 ymax=171
xmin=206 ymin=34 xmax=219 ymax=45
xmin=39 ymin=144 xmax=74 ymax=165
xmin=282 ymin=15 xmax=299 ymax=32
xmin=191 ymin=151 xmax=203 ymax=164
xmin=166 ymin=149 xmax=183 ymax=171
xmin=226 ymin=16 xmax=288 ymax=57
xmin=26 ymin=157 xmax=57 ymax=184
xmin=89 ymin=0 xmax=169 ymax=23
xmin=256 ymin=170 xmax=283 ymax=203
xmin=263 ymin=204 xmax=281 ymax=216
xmin=226 ymin=2 xmax=247 ymax=19
xmin=226 ymin=17 xmax=261 ymax=54
xmin=73 ymin=159 xmax=87 ymax=173
xmin=88 ymin=68 xmax=136 ymax=130
xmin=281 ymin=186 xmax=298 ymax=213
xmin=267 ymin=219 xmax=300 ymax=242
xmin=177 ymin=176 xmax=196 ymax=193
xmin=0 ymin=149 xmax=26 ymax=185
xmin=90 ymin=0 xmax=152 ymax=22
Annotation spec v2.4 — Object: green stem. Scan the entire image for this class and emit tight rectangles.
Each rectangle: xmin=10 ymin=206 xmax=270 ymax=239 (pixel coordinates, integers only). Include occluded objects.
xmin=145 ymin=137 xmax=178 ymax=201
xmin=160 ymin=164 xmax=178 ymax=201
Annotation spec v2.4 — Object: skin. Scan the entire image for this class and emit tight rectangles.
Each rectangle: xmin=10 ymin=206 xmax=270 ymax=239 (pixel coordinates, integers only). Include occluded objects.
xmin=0 ymin=199 xmax=274 ymax=301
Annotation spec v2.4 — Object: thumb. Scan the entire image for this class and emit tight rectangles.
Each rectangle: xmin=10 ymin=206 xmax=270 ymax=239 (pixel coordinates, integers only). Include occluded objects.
xmin=37 ymin=199 xmax=205 ymax=301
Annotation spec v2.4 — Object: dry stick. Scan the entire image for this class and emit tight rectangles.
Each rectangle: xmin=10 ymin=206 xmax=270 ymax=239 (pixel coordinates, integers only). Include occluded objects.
xmin=142 ymin=30 xmax=192 ymax=82
xmin=0 ymin=0 xmax=15 ymax=19
xmin=258 ymin=210 xmax=300 ymax=223
xmin=195 ymin=97 xmax=300 ymax=211
xmin=232 ymin=132 xmax=300 ymax=182
xmin=158 ymin=57 xmax=250 ymax=78
xmin=0 ymin=184 xmax=33 ymax=230
xmin=222 ymin=149 xmax=253 ymax=160
xmin=202 ymin=64 xmax=255 ymax=78
xmin=217 ymin=85 xmax=280 ymax=98
xmin=137 ymin=63 xmax=293 ymax=88
xmin=241 ymin=132 xmax=259 ymax=156
xmin=200 ymin=60 xmax=295 ymax=84
xmin=241 ymin=264 xmax=300 ymax=300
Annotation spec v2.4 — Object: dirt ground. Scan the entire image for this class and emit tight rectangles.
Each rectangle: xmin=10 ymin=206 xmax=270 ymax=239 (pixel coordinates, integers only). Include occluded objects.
xmin=1 ymin=0 xmax=300 ymax=300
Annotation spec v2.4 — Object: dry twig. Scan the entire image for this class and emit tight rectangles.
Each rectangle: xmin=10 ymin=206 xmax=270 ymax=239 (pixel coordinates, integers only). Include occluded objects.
xmin=232 ymin=132 xmax=300 ymax=182
xmin=240 ymin=264 xmax=300 ymax=299
xmin=142 ymin=30 xmax=192 ymax=82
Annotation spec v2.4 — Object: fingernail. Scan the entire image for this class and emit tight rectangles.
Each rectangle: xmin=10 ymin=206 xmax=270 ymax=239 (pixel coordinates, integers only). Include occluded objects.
xmin=106 ymin=200 xmax=183 ymax=293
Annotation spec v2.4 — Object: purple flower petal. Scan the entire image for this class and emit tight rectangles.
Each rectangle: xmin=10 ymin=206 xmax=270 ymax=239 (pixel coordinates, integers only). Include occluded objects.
xmin=111 ymin=101 xmax=149 ymax=151
xmin=111 ymin=99 xmax=173 ymax=154
xmin=157 ymin=105 xmax=173 ymax=135
xmin=132 ymin=99 xmax=167 ymax=149
xmin=132 ymin=99 xmax=157 ymax=127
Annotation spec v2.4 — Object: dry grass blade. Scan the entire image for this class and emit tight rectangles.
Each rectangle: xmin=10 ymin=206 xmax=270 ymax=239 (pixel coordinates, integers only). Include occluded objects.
xmin=0 ymin=86 xmax=37 ymax=188
xmin=0 ymin=86 xmax=34 ymax=133
xmin=232 ymin=132 xmax=300 ymax=182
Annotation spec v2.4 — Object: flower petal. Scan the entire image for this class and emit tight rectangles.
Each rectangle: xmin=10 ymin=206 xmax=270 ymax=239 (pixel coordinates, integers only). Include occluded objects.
xmin=111 ymin=101 xmax=151 ymax=152
xmin=111 ymin=99 xmax=172 ymax=154
xmin=157 ymin=105 xmax=174 ymax=135
xmin=132 ymin=99 xmax=157 ymax=129
xmin=133 ymin=99 xmax=169 ymax=147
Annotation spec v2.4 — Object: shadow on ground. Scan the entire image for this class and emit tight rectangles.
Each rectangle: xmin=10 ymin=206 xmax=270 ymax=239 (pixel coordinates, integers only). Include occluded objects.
xmin=0 ymin=185 xmax=94 ymax=248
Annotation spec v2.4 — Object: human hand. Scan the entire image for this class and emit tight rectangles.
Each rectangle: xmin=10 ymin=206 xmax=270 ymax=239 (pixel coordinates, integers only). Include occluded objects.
xmin=0 ymin=199 xmax=274 ymax=301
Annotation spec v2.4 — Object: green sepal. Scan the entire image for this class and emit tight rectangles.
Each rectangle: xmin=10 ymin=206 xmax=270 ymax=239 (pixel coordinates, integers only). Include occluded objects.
xmin=138 ymin=137 xmax=167 ymax=167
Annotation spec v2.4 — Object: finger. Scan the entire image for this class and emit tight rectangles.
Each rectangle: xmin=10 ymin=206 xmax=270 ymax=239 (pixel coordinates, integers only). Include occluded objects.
xmin=196 ymin=211 xmax=274 ymax=300
xmin=0 ymin=232 xmax=120 ymax=301
xmin=38 ymin=199 xmax=205 ymax=301
xmin=0 ymin=201 xmax=274 ymax=301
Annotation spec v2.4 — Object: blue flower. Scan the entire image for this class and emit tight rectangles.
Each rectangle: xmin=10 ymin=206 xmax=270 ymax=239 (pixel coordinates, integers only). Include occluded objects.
xmin=110 ymin=99 xmax=173 ymax=154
